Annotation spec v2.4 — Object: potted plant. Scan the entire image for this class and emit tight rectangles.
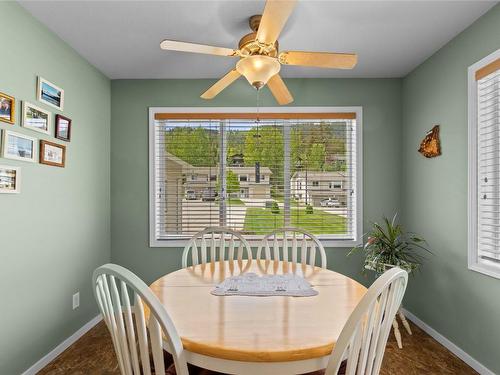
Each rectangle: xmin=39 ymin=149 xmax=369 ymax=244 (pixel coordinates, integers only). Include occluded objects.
xmin=350 ymin=214 xmax=431 ymax=274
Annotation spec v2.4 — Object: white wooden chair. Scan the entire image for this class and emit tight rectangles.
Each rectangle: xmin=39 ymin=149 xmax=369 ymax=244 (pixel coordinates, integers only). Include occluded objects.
xmin=182 ymin=227 xmax=252 ymax=268
xmin=324 ymin=267 xmax=408 ymax=375
xmin=256 ymin=227 xmax=327 ymax=269
xmin=93 ymin=264 xmax=189 ymax=375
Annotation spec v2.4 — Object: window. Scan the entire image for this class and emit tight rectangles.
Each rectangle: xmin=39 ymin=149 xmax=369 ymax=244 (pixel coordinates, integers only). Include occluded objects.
xmin=331 ymin=181 xmax=342 ymax=189
xmin=150 ymin=107 xmax=362 ymax=247
xmin=468 ymin=49 xmax=500 ymax=279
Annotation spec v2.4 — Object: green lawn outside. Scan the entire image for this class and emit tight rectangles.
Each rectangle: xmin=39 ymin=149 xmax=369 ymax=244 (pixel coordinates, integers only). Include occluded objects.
xmin=243 ymin=207 xmax=347 ymax=235
xmin=227 ymin=198 xmax=245 ymax=206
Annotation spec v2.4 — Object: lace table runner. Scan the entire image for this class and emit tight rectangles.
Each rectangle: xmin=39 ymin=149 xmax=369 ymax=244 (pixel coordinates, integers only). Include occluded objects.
xmin=211 ymin=273 xmax=318 ymax=297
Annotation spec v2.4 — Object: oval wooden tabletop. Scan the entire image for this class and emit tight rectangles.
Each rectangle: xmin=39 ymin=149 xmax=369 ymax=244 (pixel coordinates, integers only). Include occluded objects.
xmin=149 ymin=260 xmax=367 ymax=363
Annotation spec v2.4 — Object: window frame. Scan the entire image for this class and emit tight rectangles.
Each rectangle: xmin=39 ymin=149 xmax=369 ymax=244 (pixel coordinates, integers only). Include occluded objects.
xmin=468 ymin=49 xmax=500 ymax=279
xmin=149 ymin=106 xmax=363 ymax=248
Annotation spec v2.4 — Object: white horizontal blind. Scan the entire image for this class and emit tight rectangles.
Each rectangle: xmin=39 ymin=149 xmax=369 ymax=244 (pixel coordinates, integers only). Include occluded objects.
xmin=153 ymin=116 xmax=357 ymax=241
xmin=224 ymin=120 xmax=285 ymax=235
xmin=289 ymin=120 xmax=357 ymax=239
xmin=477 ymin=68 xmax=500 ymax=264
xmin=154 ymin=120 xmax=221 ymax=239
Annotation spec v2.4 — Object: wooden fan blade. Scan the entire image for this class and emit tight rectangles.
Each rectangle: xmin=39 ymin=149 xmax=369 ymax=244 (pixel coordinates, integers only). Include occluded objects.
xmin=160 ymin=40 xmax=238 ymax=57
xmin=279 ymin=51 xmax=358 ymax=69
xmin=267 ymin=74 xmax=293 ymax=105
xmin=201 ymin=69 xmax=241 ymax=99
xmin=256 ymin=0 xmax=297 ymax=45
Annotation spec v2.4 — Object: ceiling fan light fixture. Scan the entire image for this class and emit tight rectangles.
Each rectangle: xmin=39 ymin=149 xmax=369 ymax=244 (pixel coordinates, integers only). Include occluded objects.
xmin=236 ymin=55 xmax=281 ymax=89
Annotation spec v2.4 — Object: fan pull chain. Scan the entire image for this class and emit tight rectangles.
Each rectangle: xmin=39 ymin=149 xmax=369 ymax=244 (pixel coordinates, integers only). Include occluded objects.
xmin=256 ymin=88 xmax=261 ymax=123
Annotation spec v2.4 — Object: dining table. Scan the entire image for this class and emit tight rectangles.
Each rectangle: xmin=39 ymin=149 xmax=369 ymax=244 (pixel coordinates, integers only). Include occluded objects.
xmin=148 ymin=259 xmax=367 ymax=375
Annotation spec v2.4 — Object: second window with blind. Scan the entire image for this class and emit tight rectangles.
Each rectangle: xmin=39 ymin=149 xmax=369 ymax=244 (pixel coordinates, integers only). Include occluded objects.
xmin=469 ymin=49 xmax=500 ymax=279
xmin=150 ymin=109 xmax=362 ymax=247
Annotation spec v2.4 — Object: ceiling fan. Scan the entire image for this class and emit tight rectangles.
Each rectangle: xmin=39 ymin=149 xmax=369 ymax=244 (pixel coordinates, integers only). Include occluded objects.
xmin=160 ymin=0 xmax=357 ymax=105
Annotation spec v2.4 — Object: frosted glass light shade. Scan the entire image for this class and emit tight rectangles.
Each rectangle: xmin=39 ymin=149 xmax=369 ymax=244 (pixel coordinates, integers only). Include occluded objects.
xmin=236 ymin=55 xmax=281 ymax=89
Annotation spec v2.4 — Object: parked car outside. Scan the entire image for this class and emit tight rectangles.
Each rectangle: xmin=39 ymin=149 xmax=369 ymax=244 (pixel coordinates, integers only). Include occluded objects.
xmin=185 ymin=190 xmax=197 ymax=200
xmin=320 ymin=198 xmax=340 ymax=207
xmin=202 ymin=187 xmax=217 ymax=201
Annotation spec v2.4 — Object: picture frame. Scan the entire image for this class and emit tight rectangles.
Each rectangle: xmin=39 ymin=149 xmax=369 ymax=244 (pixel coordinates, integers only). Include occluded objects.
xmin=22 ymin=101 xmax=51 ymax=135
xmin=37 ymin=77 xmax=64 ymax=111
xmin=0 ymin=165 xmax=21 ymax=194
xmin=55 ymin=114 xmax=72 ymax=141
xmin=40 ymin=140 xmax=66 ymax=168
xmin=1 ymin=130 xmax=37 ymax=163
xmin=0 ymin=92 xmax=15 ymax=124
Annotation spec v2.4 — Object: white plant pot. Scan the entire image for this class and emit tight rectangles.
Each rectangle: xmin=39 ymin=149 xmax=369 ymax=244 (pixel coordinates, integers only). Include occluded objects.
xmin=364 ymin=261 xmax=412 ymax=274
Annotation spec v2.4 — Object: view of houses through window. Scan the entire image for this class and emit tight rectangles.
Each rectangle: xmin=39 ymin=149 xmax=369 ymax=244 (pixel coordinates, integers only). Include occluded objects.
xmin=154 ymin=117 xmax=357 ymax=240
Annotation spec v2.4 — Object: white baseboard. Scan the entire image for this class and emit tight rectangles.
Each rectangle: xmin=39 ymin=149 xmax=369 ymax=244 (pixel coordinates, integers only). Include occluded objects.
xmin=402 ymin=309 xmax=495 ymax=375
xmin=21 ymin=315 xmax=102 ymax=375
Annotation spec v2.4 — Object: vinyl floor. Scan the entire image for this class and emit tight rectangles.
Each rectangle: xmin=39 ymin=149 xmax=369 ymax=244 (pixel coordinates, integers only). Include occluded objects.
xmin=38 ymin=320 xmax=477 ymax=375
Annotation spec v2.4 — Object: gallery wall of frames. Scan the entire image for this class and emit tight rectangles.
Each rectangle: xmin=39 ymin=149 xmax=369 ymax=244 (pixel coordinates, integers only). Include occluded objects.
xmin=0 ymin=76 xmax=71 ymax=194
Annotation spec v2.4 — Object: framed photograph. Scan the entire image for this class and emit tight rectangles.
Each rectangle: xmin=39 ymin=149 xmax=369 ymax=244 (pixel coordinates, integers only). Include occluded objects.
xmin=40 ymin=140 xmax=66 ymax=168
xmin=0 ymin=165 xmax=21 ymax=194
xmin=1 ymin=130 xmax=37 ymax=163
xmin=22 ymin=101 xmax=51 ymax=135
xmin=37 ymin=77 xmax=64 ymax=111
xmin=0 ymin=92 xmax=15 ymax=124
xmin=55 ymin=114 xmax=72 ymax=141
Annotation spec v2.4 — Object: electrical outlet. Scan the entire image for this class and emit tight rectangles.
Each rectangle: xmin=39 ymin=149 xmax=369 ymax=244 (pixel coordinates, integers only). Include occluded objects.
xmin=72 ymin=292 xmax=80 ymax=310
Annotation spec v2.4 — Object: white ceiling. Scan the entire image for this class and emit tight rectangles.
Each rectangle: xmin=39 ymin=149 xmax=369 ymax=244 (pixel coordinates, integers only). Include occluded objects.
xmin=19 ymin=1 xmax=497 ymax=79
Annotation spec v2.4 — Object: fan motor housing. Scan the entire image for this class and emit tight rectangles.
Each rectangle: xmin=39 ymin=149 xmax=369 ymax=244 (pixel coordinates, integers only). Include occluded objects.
xmin=238 ymin=15 xmax=279 ymax=58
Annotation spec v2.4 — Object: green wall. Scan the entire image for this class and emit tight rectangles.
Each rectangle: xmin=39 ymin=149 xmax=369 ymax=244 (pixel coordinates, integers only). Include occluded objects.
xmin=0 ymin=3 xmax=111 ymax=374
xmin=401 ymin=4 xmax=500 ymax=373
xmin=110 ymin=78 xmax=402 ymax=285
xmin=5 ymin=1 xmax=499 ymax=372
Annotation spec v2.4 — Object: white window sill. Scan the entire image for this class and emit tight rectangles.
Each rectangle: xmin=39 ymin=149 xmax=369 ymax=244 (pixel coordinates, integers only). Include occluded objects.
xmin=468 ymin=261 xmax=500 ymax=280
xmin=150 ymin=238 xmax=362 ymax=249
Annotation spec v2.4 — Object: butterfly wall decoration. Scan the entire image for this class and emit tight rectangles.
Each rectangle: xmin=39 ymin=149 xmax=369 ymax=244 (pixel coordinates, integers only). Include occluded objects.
xmin=418 ymin=125 xmax=441 ymax=158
